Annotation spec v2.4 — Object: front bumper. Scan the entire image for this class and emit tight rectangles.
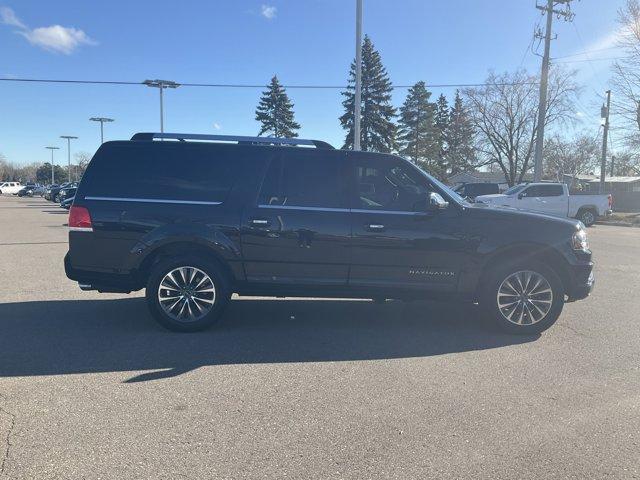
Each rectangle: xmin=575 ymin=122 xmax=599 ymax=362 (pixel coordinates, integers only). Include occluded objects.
xmin=566 ymin=265 xmax=595 ymax=302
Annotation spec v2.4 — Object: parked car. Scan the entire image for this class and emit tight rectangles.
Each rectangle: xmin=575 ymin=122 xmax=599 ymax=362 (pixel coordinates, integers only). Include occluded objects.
xmin=44 ymin=185 xmax=59 ymax=201
xmin=0 ymin=181 xmax=23 ymax=195
xmin=60 ymin=196 xmax=74 ymax=210
xmin=17 ymin=185 xmax=36 ymax=197
xmin=66 ymin=133 xmax=594 ymax=334
xmin=47 ymin=183 xmax=73 ymax=202
xmin=476 ymin=182 xmax=613 ymax=227
xmin=454 ymin=182 xmax=501 ymax=200
xmin=58 ymin=186 xmax=77 ymax=203
xmin=31 ymin=185 xmax=46 ymax=197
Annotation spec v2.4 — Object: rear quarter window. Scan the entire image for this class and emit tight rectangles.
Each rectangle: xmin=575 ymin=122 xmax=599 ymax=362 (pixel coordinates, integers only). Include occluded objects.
xmin=80 ymin=142 xmax=240 ymax=203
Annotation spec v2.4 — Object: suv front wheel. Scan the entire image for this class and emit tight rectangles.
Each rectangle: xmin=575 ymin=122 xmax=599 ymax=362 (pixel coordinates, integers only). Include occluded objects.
xmin=481 ymin=261 xmax=564 ymax=334
xmin=146 ymin=255 xmax=231 ymax=332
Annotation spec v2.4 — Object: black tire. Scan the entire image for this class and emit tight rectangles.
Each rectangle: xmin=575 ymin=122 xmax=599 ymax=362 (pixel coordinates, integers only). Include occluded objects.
xmin=145 ymin=255 xmax=231 ymax=332
xmin=481 ymin=260 xmax=564 ymax=335
xmin=577 ymin=208 xmax=597 ymax=227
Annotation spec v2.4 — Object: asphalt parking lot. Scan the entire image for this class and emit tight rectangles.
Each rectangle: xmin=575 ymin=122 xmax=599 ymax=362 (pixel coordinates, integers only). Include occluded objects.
xmin=0 ymin=195 xmax=638 ymax=479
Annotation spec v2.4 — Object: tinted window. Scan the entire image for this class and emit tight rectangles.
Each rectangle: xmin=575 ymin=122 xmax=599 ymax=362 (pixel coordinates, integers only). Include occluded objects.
xmin=524 ymin=185 xmax=564 ymax=197
xmin=82 ymin=143 xmax=238 ymax=202
xmin=258 ymin=153 xmax=349 ymax=208
xmin=465 ymin=183 xmax=499 ymax=196
xmin=355 ymin=156 xmax=432 ymax=212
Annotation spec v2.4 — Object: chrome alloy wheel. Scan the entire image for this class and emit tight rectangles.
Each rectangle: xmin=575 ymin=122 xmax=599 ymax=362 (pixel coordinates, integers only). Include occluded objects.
xmin=497 ymin=270 xmax=553 ymax=326
xmin=157 ymin=266 xmax=216 ymax=322
xmin=581 ymin=210 xmax=595 ymax=226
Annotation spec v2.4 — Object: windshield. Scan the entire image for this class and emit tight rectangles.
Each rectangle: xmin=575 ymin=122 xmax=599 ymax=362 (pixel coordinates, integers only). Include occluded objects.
xmin=504 ymin=184 xmax=526 ymax=195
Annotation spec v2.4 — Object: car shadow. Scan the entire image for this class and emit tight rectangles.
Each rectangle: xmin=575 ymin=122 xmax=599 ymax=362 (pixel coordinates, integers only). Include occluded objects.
xmin=0 ymin=297 xmax=539 ymax=383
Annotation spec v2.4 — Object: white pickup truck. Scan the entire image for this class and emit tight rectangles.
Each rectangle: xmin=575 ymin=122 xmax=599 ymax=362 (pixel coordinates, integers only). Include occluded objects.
xmin=476 ymin=182 xmax=612 ymax=226
xmin=0 ymin=181 xmax=23 ymax=195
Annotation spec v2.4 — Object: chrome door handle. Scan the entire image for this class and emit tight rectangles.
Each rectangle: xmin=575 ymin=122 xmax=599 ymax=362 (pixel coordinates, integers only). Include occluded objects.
xmin=250 ymin=218 xmax=270 ymax=226
xmin=367 ymin=224 xmax=385 ymax=231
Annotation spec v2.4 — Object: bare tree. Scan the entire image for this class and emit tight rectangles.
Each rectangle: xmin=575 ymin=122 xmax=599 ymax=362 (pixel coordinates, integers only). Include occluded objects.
xmin=74 ymin=151 xmax=93 ymax=180
xmin=543 ymin=133 xmax=600 ymax=181
xmin=612 ymin=0 xmax=640 ymax=147
xmin=463 ymin=69 xmax=579 ymax=186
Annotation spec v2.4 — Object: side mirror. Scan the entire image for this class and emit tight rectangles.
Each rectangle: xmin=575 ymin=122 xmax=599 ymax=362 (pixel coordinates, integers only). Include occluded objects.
xmin=427 ymin=192 xmax=449 ymax=211
xmin=517 ymin=193 xmax=525 ymax=199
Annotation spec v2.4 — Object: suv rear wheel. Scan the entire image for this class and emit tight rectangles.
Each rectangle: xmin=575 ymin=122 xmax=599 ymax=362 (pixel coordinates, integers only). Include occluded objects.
xmin=145 ymin=255 xmax=231 ymax=332
xmin=481 ymin=260 xmax=564 ymax=334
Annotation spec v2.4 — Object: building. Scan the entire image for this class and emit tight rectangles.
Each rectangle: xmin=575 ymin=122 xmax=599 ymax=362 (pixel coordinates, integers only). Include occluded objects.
xmin=448 ymin=171 xmax=534 ymax=190
xmin=582 ymin=176 xmax=640 ymax=212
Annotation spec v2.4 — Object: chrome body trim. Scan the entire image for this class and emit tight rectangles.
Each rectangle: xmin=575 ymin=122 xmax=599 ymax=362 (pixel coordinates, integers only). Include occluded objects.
xmin=257 ymin=205 xmax=427 ymax=215
xmin=84 ymin=196 xmax=222 ymax=206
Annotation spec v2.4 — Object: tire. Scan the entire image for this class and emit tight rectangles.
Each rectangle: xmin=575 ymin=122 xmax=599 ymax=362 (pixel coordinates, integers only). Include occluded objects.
xmin=577 ymin=208 xmax=597 ymax=227
xmin=145 ymin=255 xmax=231 ymax=332
xmin=481 ymin=260 xmax=564 ymax=335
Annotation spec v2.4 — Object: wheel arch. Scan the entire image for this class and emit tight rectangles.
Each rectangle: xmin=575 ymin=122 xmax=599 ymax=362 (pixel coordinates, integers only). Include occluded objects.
xmin=134 ymin=241 xmax=239 ymax=290
xmin=474 ymin=243 xmax=571 ymax=301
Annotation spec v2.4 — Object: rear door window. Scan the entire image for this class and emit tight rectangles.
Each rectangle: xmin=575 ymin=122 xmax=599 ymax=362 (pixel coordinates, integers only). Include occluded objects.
xmin=258 ymin=151 xmax=349 ymax=209
xmin=524 ymin=185 xmax=563 ymax=197
xmin=82 ymin=143 xmax=239 ymax=203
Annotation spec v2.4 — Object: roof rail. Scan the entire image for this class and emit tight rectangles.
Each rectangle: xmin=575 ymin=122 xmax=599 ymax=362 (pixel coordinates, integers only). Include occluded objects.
xmin=130 ymin=132 xmax=334 ymax=149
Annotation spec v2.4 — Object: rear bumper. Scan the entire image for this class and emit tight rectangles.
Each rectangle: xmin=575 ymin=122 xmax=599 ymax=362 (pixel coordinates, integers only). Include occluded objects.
xmin=65 ymin=252 xmax=137 ymax=293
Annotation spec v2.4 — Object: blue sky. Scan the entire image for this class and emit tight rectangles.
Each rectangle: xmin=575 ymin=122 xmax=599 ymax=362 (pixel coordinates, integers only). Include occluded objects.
xmin=0 ymin=0 xmax=627 ymax=165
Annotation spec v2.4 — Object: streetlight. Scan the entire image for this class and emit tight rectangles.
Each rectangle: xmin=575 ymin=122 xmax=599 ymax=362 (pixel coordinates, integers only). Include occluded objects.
xmin=60 ymin=136 xmax=78 ymax=183
xmin=89 ymin=117 xmax=114 ymax=144
xmin=143 ymin=79 xmax=180 ymax=133
xmin=45 ymin=146 xmax=60 ymax=184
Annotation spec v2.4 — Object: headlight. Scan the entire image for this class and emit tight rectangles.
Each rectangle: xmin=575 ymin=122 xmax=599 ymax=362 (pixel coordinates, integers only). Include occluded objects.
xmin=572 ymin=228 xmax=589 ymax=251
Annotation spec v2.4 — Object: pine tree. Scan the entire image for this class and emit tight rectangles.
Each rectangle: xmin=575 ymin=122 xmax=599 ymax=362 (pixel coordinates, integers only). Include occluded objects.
xmin=255 ymin=76 xmax=300 ymax=138
xmin=434 ymin=94 xmax=450 ymax=167
xmin=339 ymin=35 xmax=396 ymax=152
xmin=446 ymin=90 xmax=476 ymax=174
xmin=397 ymin=81 xmax=440 ymax=174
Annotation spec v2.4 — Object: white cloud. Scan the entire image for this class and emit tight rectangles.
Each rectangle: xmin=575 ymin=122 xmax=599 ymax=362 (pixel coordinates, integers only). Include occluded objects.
xmin=0 ymin=6 xmax=96 ymax=54
xmin=20 ymin=25 xmax=97 ymax=54
xmin=213 ymin=122 xmax=222 ymax=130
xmin=261 ymin=5 xmax=277 ymax=20
xmin=0 ymin=6 xmax=25 ymax=28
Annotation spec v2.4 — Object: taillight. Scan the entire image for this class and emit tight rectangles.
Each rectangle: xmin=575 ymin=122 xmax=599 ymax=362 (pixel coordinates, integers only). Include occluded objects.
xmin=69 ymin=205 xmax=93 ymax=232
xmin=608 ymin=194 xmax=613 ymax=209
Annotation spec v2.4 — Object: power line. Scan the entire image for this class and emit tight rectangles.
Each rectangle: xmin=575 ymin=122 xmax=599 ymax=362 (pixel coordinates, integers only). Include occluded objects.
xmin=553 ymin=46 xmax=621 ymax=60
xmin=0 ymin=77 xmax=539 ymax=90
xmin=553 ymin=56 xmax=625 ymax=64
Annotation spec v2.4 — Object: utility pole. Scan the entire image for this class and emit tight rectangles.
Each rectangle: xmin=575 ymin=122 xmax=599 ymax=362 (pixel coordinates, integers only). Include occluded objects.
xmin=90 ymin=117 xmax=114 ymax=144
xmin=353 ymin=0 xmax=363 ymax=151
xmin=532 ymin=0 xmax=575 ymax=181
xmin=600 ymin=89 xmax=612 ymax=194
xmin=45 ymin=146 xmax=60 ymax=184
xmin=144 ymin=79 xmax=180 ymax=133
xmin=60 ymin=136 xmax=78 ymax=183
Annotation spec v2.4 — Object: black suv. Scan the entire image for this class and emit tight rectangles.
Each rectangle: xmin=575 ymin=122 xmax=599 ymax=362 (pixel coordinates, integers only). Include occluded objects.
xmin=65 ymin=133 xmax=594 ymax=333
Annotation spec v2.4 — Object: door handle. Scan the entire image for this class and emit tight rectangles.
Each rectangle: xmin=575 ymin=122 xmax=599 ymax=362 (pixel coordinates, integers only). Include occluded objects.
xmin=250 ymin=218 xmax=270 ymax=227
xmin=366 ymin=223 xmax=386 ymax=231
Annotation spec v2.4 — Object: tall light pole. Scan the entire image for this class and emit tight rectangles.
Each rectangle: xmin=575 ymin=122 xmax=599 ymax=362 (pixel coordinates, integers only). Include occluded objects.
xmin=143 ymin=79 xmax=180 ymax=133
xmin=532 ymin=0 xmax=575 ymax=181
xmin=45 ymin=146 xmax=60 ymax=184
xmin=60 ymin=136 xmax=78 ymax=183
xmin=353 ymin=0 xmax=363 ymax=151
xmin=89 ymin=117 xmax=114 ymax=144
